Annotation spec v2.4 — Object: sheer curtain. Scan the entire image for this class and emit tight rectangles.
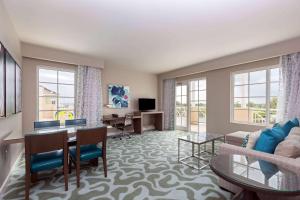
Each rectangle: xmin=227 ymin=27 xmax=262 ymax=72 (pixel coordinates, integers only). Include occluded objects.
xmin=163 ymin=79 xmax=176 ymax=130
xmin=75 ymin=66 xmax=103 ymax=124
xmin=277 ymin=52 xmax=300 ymax=121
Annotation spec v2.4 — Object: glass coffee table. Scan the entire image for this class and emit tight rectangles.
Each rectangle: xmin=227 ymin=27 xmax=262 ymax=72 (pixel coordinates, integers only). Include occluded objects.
xmin=178 ymin=132 xmax=225 ymax=170
xmin=210 ymin=154 xmax=300 ymax=200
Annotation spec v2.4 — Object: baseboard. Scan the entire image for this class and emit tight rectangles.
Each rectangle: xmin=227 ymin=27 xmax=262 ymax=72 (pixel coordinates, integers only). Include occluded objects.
xmin=0 ymin=150 xmax=23 ymax=196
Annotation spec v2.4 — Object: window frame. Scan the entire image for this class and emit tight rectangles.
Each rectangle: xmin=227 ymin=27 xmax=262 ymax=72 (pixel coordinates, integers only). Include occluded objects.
xmin=189 ymin=78 xmax=207 ymax=133
xmin=37 ymin=66 xmax=76 ymax=122
xmin=230 ymin=65 xmax=280 ymax=126
xmin=175 ymin=82 xmax=188 ymax=129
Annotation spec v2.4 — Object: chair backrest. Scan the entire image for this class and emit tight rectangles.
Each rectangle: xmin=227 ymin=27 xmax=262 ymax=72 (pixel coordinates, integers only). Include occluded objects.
xmin=65 ymin=119 xmax=87 ymax=126
xmin=76 ymin=127 xmax=107 ymax=147
xmin=25 ymin=131 xmax=68 ymax=154
xmin=34 ymin=120 xmax=60 ymax=130
xmin=124 ymin=113 xmax=134 ymax=126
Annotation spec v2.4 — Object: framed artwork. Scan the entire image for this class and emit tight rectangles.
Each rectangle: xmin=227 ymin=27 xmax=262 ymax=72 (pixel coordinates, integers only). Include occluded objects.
xmin=16 ymin=64 xmax=22 ymax=113
xmin=5 ymin=51 xmax=16 ymax=116
xmin=0 ymin=44 xmax=4 ymax=117
xmin=108 ymin=84 xmax=129 ymax=108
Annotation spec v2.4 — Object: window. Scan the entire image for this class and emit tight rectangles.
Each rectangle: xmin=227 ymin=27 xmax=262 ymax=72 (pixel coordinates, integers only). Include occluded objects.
xmin=176 ymin=83 xmax=187 ymax=128
xmin=190 ymin=79 xmax=206 ymax=132
xmin=232 ymin=67 xmax=280 ymax=125
xmin=38 ymin=67 xmax=75 ymax=122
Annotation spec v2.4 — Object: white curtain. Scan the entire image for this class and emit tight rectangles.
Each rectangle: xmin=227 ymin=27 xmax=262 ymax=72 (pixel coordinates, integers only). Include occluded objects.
xmin=163 ymin=79 xmax=176 ymax=130
xmin=277 ymin=52 xmax=300 ymax=121
xmin=75 ymin=66 xmax=103 ymax=124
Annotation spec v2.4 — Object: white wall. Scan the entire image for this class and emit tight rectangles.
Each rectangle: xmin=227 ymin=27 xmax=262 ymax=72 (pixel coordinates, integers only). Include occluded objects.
xmin=0 ymin=1 xmax=23 ymax=189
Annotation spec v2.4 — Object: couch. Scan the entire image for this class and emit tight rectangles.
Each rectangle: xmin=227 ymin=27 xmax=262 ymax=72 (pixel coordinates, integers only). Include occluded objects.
xmin=218 ymin=130 xmax=300 ymax=200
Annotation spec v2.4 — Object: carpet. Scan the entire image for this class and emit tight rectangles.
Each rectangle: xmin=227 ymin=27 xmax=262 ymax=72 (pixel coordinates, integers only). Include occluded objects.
xmin=2 ymin=131 xmax=231 ymax=200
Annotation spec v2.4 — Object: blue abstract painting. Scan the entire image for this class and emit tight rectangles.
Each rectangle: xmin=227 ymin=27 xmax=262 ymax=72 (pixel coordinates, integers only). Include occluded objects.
xmin=108 ymin=84 xmax=129 ymax=108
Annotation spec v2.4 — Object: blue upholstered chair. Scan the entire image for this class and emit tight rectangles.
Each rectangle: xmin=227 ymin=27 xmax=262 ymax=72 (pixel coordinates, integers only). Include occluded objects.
xmin=25 ymin=131 xmax=68 ymax=200
xmin=34 ymin=120 xmax=60 ymax=129
xmin=65 ymin=119 xmax=87 ymax=126
xmin=69 ymin=127 xmax=107 ymax=187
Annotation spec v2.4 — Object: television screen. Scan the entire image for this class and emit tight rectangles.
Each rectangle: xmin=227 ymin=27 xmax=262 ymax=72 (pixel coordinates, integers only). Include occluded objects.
xmin=139 ymin=98 xmax=155 ymax=111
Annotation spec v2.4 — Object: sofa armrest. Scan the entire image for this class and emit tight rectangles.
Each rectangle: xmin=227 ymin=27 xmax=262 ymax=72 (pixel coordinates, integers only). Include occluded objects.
xmin=219 ymin=143 xmax=300 ymax=172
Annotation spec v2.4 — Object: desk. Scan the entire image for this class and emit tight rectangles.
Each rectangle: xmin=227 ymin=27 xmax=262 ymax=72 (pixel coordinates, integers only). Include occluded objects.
xmin=3 ymin=123 xmax=107 ymax=145
xmin=133 ymin=111 xmax=164 ymax=134
xmin=102 ymin=112 xmax=164 ymax=134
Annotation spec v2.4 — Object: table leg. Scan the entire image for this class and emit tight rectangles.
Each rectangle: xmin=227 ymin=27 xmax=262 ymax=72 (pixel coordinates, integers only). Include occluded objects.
xmin=233 ymin=189 xmax=260 ymax=200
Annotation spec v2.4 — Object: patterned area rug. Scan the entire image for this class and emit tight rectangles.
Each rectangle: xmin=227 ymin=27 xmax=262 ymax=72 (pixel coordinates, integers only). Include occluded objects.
xmin=2 ymin=131 xmax=231 ymax=200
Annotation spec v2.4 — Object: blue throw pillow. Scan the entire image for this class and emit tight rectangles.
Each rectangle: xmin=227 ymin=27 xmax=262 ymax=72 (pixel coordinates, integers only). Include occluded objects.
xmin=254 ymin=128 xmax=284 ymax=154
xmin=272 ymin=126 xmax=286 ymax=139
xmin=291 ymin=118 xmax=299 ymax=126
xmin=282 ymin=120 xmax=297 ymax=137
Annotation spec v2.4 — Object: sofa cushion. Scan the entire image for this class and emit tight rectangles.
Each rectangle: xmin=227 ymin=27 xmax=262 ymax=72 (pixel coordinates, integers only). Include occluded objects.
xmin=275 ymin=135 xmax=300 ymax=158
xmin=226 ymin=131 xmax=250 ymax=146
xmin=289 ymin=127 xmax=300 ymax=137
xmin=254 ymin=128 xmax=285 ymax=154
xmin=70 ymin=144 xmax=102 ymax=161
xmin=246 ymin=130 xmax=261 ymax=149
xmin=31 ymin=150 xmax=64 ymax=173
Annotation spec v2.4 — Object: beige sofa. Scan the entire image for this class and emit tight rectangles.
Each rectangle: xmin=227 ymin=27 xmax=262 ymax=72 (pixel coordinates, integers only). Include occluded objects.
xmin=218 ymin=131 xmax=300 ymax=200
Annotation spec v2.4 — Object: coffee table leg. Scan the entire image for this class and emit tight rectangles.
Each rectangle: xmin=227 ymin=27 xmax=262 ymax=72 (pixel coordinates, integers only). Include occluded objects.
xmin=192 ymin=142 xmax=194 ymax=157
xmin=212 ymin=140 xmax=215 ymax=156
xmin=198 ymin=143 xmax=200 ymax=169
xmin=178 ymin=139 xmax=180 ymax=162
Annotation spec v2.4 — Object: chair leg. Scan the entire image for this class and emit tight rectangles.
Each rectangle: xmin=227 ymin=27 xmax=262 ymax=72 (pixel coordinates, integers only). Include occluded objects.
xmin=64 ymin=164 xmax=68 ymax=191
xmin=69 ymin=157 xmax=72 ymax=174
xmin=76 ymin=161 xmax=80 ymax=188
xmin=103 ymin=156 xmax=107 ymax=178
xmin=31 ymin=172 xmax=38 ymax=183
xmin=25 ymin=172 xmax=30 ymax=200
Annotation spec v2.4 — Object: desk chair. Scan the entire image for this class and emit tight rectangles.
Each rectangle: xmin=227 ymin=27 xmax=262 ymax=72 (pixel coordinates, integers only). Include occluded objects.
xmin=25 ymin=131 xmax=68 ymax=200
xmin=115 ymin=113 xmax=134 ymax=139
xmin=65 ymin=119 xmax=87 ymax=126
xmin=34 ymin=120 xmax=60 ymax=130
xmin=69 ymin=127 xmax=107 ymax=188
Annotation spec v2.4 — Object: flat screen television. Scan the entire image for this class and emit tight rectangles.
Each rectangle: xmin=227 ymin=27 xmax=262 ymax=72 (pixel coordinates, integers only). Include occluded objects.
xmin=139 ymin=98 xmax=155 ymax=111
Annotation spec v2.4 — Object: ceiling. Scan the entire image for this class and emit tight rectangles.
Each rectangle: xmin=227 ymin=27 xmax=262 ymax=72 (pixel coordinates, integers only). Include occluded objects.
xmin=3 ymin=0 xmax=300 ymax=74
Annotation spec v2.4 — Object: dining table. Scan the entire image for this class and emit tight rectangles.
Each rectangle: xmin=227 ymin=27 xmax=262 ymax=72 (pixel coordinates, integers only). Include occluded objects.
xmin=3 ymin=123 xmax=108 ymax=145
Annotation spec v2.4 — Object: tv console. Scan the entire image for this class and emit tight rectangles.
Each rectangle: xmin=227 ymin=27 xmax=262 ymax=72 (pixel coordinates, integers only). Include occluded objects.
xmin=133 ymin=111 xmax=164 ymax=133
